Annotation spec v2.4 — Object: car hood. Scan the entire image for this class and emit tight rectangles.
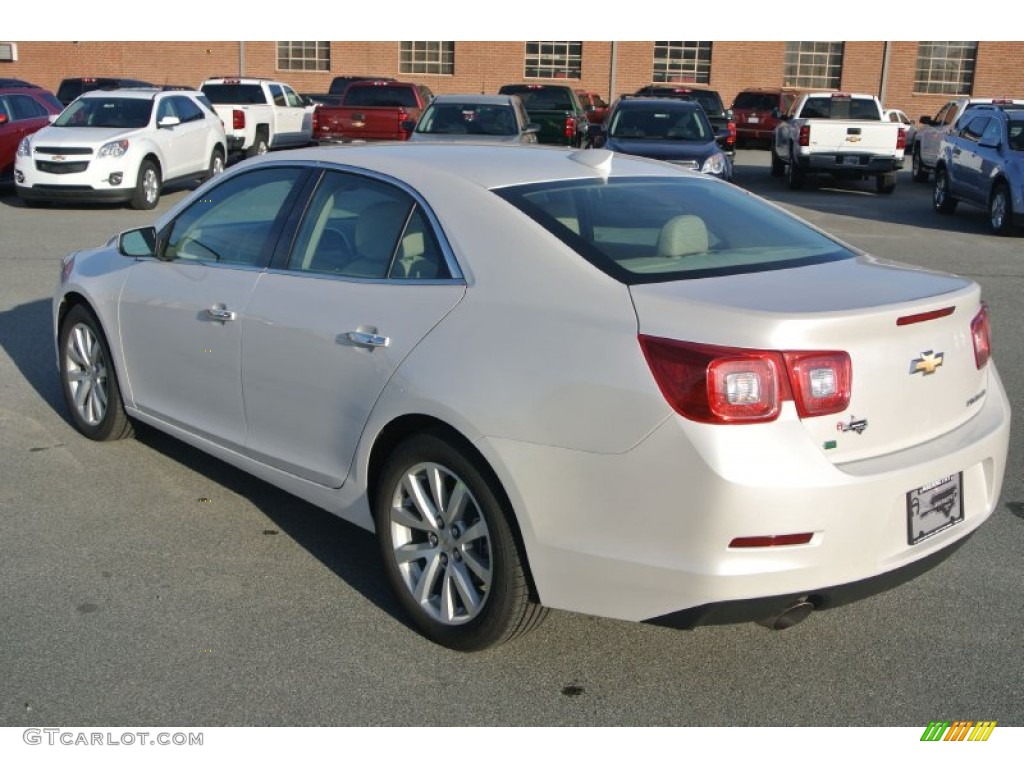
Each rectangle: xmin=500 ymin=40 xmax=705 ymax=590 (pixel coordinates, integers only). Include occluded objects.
xmin=604 ymin=137 xmax=717 ymax=162
xmin=32 ymin=125 xmax=143 ymax=147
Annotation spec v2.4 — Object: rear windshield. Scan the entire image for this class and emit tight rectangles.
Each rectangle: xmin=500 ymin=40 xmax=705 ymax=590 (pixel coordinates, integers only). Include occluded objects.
xmin=733 ymin=92 xmax=779 ymax=111
xmin=53 ymin=97 xmax=153 ymax=128
xmin=201 ymin=84 xmax=267 ymax=105
xmin=342 ymin=85 xmax=419 ymax=108
xmin=799 ymin=97 xmax=880 ymax=120
xmin=499 ymin=86 xmax=574 ymax=111
xmin=493 ymin=177 xmax=852 ymax=284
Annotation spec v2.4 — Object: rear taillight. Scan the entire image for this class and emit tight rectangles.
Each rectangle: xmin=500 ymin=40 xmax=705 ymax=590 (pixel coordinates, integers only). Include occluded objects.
xmin=798 ymin=125 xmax=810 ymax=147
xmin=232 ymin=109 xmax=245 ymax=130
xmin=897 ymin=126 xmax=906 ymax=150
xmin=639 ymin=336 xmax=851 ymax=425
xmin=312 ymin=107 xmax=320 ymax=134
xmin=971 ymin=304 xmax=991 ymax=369
xmin=727 ymin=121 xmax=736 ymax=147
xmin=564 ymin=116 xmax=576 ymax=139
xmin=783 ymin=351 xmax=852 ymax=418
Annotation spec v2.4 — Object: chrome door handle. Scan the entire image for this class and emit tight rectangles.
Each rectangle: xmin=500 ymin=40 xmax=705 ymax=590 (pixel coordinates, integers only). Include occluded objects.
xmin=206 ymin=307 xmax=236 ymax=321
xmin=346 ymin=331 xmax=390 ymax=348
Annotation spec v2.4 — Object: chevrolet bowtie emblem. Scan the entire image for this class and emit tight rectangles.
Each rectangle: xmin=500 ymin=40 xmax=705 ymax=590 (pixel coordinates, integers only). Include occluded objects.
xmin=910 ymin=350 xmax=944 ymax=375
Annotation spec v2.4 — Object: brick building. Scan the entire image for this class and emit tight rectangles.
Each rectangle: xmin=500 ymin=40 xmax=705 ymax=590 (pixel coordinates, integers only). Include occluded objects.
xmin=2 ymin=41 xmax=1022 ymax=120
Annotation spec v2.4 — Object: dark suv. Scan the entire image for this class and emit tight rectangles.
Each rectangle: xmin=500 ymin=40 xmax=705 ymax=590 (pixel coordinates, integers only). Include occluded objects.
xmin=731 ymin=87 xmax=804 ymax=147
xmin=632 ymin=83 xmax=735 ymax=156
xmin=56 ymin=77 xmax=155 ymax=106
xmin=933 ymin=104 xmax=1024 ymax=235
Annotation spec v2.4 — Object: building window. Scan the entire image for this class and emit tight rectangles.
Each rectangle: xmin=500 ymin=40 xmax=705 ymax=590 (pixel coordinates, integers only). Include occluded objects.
xmin=652 ymin=42 xmax=712 ymax=84
xmin=914 ymin=42 xmax=978 ymax=95
xmin=524 ymin=41 xmax=582 ymax=79
xmin=783 ymin=42 xmax=844 ymax=89
xmin=400 ymin=42 xmax=454 ymax=75
xmin=277 ymin=42 xmax=330 ymax=72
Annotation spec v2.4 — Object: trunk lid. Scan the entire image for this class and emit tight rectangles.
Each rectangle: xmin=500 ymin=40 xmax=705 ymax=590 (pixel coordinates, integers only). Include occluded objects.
xmin=630 ymin=256 xmax=988 ymax=463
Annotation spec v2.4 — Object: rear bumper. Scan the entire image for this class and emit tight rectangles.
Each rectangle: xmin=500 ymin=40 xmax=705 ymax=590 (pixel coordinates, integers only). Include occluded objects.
xmin=799 ymin=153 xmax=905 ymax=174
xmin=485 ymin=364 xmax=1010 ymax=625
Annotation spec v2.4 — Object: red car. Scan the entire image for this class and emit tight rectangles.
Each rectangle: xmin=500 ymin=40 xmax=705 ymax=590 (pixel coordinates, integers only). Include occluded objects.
xmin=575 ymin=90 xmax=609 ymax=124
xmin=0 ymin=84 xmax=63 ymax=184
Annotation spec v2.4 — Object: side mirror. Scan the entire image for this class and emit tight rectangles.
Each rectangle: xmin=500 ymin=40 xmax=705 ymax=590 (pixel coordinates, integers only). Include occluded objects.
xmin=771 ymin=107 xmax=781 ymax=119
xmin=400 ymin=119 xmax=416 ymax=133
xmin=979 ymin=136 xmax=1001 ymax=149
xmin=724 ymin=108 xmax=734 ymax=120
xmin=524 ymin=123 xmax=541 ymax=135
xmin=118 ymin=227 xmax=158 ymax=259
xmin=0 ymin=114 xmax=8 ymax=126
xmin=158 ymin=116 xmax=181 ymax=128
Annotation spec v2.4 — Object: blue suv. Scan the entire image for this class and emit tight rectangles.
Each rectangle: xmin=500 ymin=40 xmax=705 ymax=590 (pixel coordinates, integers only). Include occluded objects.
xmin=933 ymin=104 xmax=1024 ymax=235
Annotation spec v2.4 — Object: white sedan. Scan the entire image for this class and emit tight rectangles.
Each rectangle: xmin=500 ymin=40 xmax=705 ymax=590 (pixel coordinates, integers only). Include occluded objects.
xmin=16 ymin=88 xmax=227 ymax=210
xmin=53 ymin=143 xmax=1010 ymax=651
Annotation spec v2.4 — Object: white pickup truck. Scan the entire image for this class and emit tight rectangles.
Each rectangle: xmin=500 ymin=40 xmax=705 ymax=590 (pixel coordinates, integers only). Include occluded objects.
xmin=199 ymin=77 xmax=315 ymax=158
xmin=770 ymin=92 xmax=905 ymax=193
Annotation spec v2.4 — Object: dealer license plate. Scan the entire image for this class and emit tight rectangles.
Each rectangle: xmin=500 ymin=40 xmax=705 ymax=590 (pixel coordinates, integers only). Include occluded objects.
xmin=843 ymin=155 xmax=861 ymax=166
xmin=747 ymin=116 xmax=759 ymax=123
xmin=907 ymin=473 xmax=963 ymax=545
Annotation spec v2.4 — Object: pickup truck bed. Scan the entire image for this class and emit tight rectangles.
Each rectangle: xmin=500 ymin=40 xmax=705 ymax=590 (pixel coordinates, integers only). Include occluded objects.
xmin=313 ymin=81 xmax=432 ymax=143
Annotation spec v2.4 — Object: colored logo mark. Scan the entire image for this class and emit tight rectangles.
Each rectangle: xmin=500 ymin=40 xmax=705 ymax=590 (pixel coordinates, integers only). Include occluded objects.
xmin=920 ymin=721 xmax=996 ymax=742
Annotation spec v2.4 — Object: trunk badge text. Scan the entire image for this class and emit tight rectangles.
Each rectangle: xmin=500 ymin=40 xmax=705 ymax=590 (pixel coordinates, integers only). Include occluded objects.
xmin=837 ymin=416 xmax=868 ymax=434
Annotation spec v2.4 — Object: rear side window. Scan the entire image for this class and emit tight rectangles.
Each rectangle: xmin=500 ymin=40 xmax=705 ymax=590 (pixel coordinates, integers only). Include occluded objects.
xmin=201 ymin=84 xmax=267 ymax=105
xmin=494 ymin=177 xmax=852 ymax=284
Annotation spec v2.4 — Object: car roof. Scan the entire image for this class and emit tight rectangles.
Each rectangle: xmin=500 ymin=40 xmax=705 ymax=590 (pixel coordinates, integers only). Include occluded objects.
xmin=76 ymin=88 xmax=166 ymax=99
xmin=616 ymin=98 xmax=700 ymax=111
xmin=244 ymin=143 xmax=683 ymax=190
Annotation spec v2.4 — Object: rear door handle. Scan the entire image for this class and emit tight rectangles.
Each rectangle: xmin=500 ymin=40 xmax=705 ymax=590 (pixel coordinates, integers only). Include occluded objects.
xmin=346 ymin=331 xmax=390 ymax=348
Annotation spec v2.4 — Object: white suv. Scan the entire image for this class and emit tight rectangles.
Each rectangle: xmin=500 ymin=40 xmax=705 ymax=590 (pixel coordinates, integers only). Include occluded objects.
xmin=15 ymin=88 xmax=227 ymax=209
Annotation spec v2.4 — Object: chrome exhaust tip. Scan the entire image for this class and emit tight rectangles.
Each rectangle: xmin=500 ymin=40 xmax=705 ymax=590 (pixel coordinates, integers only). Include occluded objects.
xmin=757 ymin=598 xmax=814 ymax=630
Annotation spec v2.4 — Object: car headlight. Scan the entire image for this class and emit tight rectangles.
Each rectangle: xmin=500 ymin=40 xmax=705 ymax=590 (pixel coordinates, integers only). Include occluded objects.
xmin=701 ymin=152 xmax=728 ymax=177
xmin=17 ymin=136 xmax=32 ymax=157
xmin=98 ymin=140 xmax=130 ymax=158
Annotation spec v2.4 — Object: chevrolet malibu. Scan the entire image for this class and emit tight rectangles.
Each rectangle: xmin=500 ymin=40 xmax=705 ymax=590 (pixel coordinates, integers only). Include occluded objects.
xmin=53 ymin=143 xmax=1010 ymax=651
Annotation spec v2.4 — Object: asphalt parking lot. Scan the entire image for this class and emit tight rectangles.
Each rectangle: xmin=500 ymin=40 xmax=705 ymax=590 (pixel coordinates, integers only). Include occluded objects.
xmin=0 ymin=149 xmax=1021 ymax=727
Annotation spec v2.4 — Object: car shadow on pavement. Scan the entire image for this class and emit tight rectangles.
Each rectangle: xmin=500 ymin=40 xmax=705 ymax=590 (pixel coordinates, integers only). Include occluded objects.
xmin=0 ymin=298 xmax=64 ymax=413
xmin=0 ymin=296 xmax=412 ymax=633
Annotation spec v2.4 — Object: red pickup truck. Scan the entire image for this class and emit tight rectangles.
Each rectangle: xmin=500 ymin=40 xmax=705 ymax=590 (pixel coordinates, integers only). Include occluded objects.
xmin=313 ymin=80 xmax=434 ymax=142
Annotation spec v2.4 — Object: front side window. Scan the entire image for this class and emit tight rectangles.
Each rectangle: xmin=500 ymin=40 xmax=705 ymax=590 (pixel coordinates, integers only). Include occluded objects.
xmin=494 ymin=177 xmax=852 ymax=284
xmin=5 ymin=93 xmax=48 ymax=120
xmin=400 ymin=42 xmax=454 ymax=75
xmin=286 ymin=171 xmax=449 ymax=280
xmin=652 ymin=42 xmax=712 ymax=84
xmin=164 ymin=167 xmax=306 ymax=266
xmin=958 ymin=116 xmax=988 ymax=142
xmin=914 ymin=42 xmax=977 ymax=95
xmin=524 ymin=41 xmax=582 ymax=79
xmin=783 ymin=42 xmax=844 ymax=89
xmin=277 ymin=41 xmax=330 ymax=72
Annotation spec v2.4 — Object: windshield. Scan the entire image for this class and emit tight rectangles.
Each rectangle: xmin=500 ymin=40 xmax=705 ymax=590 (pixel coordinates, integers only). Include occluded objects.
xmin=54 ymin=97 xmax=152 ymax=128
xmin=418 ymin=103 xmax=517 ymax=135
xmin=609 ymin=107 xmax=712 ymax=141
xmin=494 ymin=177 xmax=853 ymax=284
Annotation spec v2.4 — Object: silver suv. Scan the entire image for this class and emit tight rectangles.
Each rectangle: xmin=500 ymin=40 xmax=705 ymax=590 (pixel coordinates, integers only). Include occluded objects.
xmin=912 ymin=97 xmax=1024 ymax=182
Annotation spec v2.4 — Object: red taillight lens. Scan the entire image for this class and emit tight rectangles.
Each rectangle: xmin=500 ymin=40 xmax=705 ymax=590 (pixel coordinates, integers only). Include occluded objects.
xmin=896 ymin=126 xmax=906 ymax=150
xmin=971 ymin=304 xmax=991 ymax=369
xmin=639 ymin=337 xmax=852 ymax=425
xmin=639 ymin=337 xmax=785 ymax=424
xmin=312 ymin=107 xmax=320 ymax=133
xmin=783 ymin=351 xmax=851 ymax=417
xmin=798 ymin=125 xmax=810 ymax=146
xmin=232 ymin=109 xmax=245 ymax=130
xmin=565 ymin=116 xmax=576 ymax=139
xmin=727 ymin=121 xmax=736 ymax=147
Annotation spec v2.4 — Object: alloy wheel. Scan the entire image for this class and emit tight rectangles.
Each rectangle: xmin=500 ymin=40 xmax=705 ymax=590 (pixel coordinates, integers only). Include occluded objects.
xmin=64 ymin=322 xmax=109 ymax=426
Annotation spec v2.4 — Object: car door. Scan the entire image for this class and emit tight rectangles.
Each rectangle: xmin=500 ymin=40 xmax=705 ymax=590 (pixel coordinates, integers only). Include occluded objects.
xmin=923 ymin=101 xmax=956 ymax=165
xmin=268 ymin=84 xmax=304 ymax=147
xmin=166 ymin=95 xmax=212 ymax=176
xmin=974 ymin=117 xmax=1006 ymax=202
xmin=118 ymin=166 xmax=308 ymax=448
xmin=0 ymin=94 xmax=50 ymax=178
xmin=948 ymin=115 xmax=988 ymax=203
xmin=240 ymin=169 xmax=465 ymax=487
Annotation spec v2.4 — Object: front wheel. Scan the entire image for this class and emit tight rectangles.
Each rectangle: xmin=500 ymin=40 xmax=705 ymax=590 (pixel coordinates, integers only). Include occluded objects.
xmin=989 ymin=184 xmax=1014 ymax=235
xmin=205 ymin=148 xmax=225 ymax=180
xmin=375 ymin=432 xmax=547 ymax=651
xmin=130 ymin=159 xmax=160 ymax=210
xmin=933 ymin=167 xmax=957 ymax=214
xmin=58 ymin=304 xmax=133 ymax=441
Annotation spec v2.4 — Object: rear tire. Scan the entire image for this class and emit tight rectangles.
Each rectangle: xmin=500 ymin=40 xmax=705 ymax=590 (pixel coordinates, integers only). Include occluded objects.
xmin=933 ymin=167 xmax=957 ymax=214
xmin=245 ymin=129 xmax=269 ymax=159
xmin=912 ymin=146 xmax=929 ymax=183
xmin=375 ymin=431 xmax=547 ymax=651
xmin=875 ymin=172 xmax=897 ymax=195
